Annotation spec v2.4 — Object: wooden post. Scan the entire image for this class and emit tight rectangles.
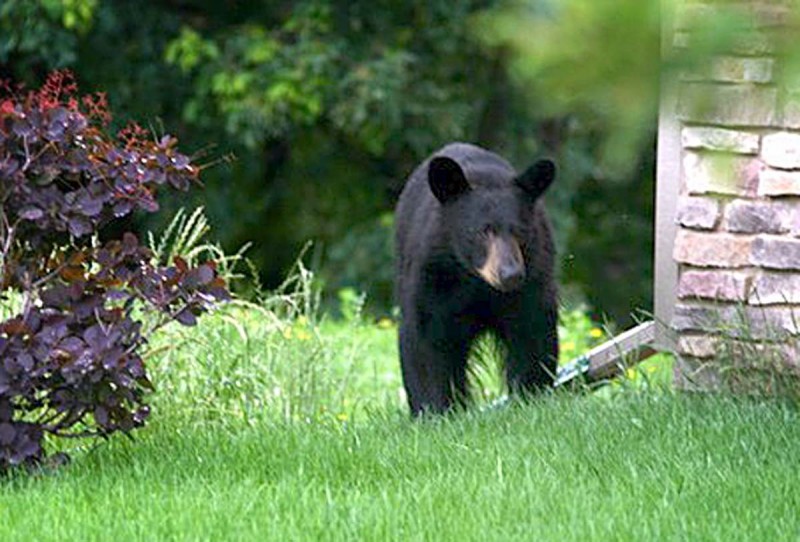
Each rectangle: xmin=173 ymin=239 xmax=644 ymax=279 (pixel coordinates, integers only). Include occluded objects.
xmin=654 ymin=0 xmax=680 ymax=352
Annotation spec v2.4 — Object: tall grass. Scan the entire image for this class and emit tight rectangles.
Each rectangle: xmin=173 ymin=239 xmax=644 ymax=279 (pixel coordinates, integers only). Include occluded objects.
xmin=147 ymin=258 xmax=404 ymax=425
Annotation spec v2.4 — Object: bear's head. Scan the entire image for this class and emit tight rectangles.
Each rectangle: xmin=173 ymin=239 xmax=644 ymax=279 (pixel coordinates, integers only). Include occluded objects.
xmin=428 ymin=155 xmax=555 ymax=292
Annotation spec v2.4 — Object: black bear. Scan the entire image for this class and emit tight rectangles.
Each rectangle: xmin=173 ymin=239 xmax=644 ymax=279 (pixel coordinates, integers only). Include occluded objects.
xmin=394 ymin=142 xmax=558 ymax=416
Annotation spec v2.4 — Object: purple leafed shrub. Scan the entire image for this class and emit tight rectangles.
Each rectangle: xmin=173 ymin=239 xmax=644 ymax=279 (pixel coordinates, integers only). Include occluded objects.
xmin=0 ymin=71 xmax=229 ymax=471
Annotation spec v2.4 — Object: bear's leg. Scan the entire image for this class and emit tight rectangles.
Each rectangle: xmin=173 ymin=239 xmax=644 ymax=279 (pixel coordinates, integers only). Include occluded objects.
xmin=399 ymin=320 xmax=469 ymax=416
xmin=500 ymin=306 xmax=558 ymax=394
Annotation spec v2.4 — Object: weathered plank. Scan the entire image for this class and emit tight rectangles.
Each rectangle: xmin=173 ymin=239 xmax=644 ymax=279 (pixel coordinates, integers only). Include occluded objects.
xmin=554 ymin=321 xmax=657 ymax=387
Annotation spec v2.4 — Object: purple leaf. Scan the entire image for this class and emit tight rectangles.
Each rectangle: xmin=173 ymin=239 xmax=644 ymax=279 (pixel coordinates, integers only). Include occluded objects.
xmin=83 ymin=325 xmax=109 ymax=350
xmin=68 ymin=216 xmax=93 ymax=237
xmin=12 ymin=117 xmax=33 ymax=137
xmin=182 ymin=265 xmax=214 ymax=289
xmin=0 ymin=400 xmax=12 ymax=422
xmin=113 ymin=199 xmax=134 ymax=217
xmin=133 ymin=405 xmax=150 ymax=424
xmin=19 ymin=432 xmax=42 ymax=458
xmin=77 ymin=193 xmax=103 ymax=217
xmin=19 ymin=207 xmax=44 ymax=220
xmin=174 ymin=308 xmax=197 ymax=326
xmin=3 ymin=357 xmax=19 ymax=375
xmin=121 ymin=232 xmax=139 ymax=255
xmin=138 ymin=198 xmax=159 ymax=213
xmin=94 ymin=406 xmax=109 ymax=427
xmin=171 ymin=154 xmax=189 ymax=169
xmin=58 ymin=336 xmax=85 ymax=356
xmin=40 ymin=285 xmax=69 ymax=308
xmin=0 ymin=423 xmax=15 ymax=445
xmin=17 ymin=353 xmax=34 ymax=372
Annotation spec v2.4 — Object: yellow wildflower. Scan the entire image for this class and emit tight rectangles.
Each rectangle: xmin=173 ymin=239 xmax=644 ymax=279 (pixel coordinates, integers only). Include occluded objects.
xmin=377 ymin=317 xmax=394 ymax=329
xmin=589 ymin=328 xmax=603 ymax=339
xmin=336 ymin=412 xmax=349 ymax=422
xmin=562 ymin=341 xmax=575 ymax=352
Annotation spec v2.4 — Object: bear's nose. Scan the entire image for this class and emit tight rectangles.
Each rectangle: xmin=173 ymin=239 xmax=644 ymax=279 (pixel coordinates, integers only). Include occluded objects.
xmin=498 ymin=262 xmax=525 ymax=291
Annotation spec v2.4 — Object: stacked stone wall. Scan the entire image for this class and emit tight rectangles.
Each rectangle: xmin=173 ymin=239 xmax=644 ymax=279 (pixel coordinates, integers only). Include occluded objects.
xmin=670 ymin=1 xmax=800 ymax=386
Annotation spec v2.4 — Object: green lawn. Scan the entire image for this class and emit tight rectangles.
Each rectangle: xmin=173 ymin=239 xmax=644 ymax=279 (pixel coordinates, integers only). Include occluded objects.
xmin=1 ymin=300 xmax=798 ymax=541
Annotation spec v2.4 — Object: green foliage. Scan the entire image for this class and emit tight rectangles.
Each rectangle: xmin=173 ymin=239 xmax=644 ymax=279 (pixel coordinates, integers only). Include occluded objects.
xmin=319 ymin=213 xmax=395 ymax=315
xmin=564 ymin=151 xmax=656 ymax=325
xmin=0 ymin=0 xmax=89 ymax=72
xmin=164 ymin=1 xmax=494 ymax=153
xmin=168 ymin=15 xmax=333 ymax=147
xmin=558 ymin=306 xmax=608 ymax=360
xmin=42 ymin=0 xmax=97 ymax=32
xmin=478 ymin=0 xmax=661 ymax=173
xmin=164 ymin=27 xmax=219 ymax=73
xmin=2 ymin=0 xmax=708 ymax=324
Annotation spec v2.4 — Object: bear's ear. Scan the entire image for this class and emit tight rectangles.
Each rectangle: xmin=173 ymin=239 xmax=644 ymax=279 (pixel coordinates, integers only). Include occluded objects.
xmin=516 ymin=159 xmax=556 ymax=200
xmin=428 ymin=156 xmax=470 ymax=204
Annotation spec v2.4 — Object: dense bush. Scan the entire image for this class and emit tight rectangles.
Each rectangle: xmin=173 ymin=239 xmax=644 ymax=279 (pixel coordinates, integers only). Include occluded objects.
xmin=0 ymin=71 xmax=228 ymax=471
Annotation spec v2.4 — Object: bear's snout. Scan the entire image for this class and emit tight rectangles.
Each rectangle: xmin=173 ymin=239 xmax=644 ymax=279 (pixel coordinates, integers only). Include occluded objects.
xmin=477 ymin=233 xmax=526 ymax=292
xmin=498 ymin=259 xmax=525 ymax=291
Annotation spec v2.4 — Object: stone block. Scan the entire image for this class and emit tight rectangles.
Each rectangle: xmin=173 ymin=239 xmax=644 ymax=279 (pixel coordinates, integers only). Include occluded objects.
xmin=750 ymin=272 xmax=800 ymax=305
xmin=781 ymin=95 xmax=800 ymax=129
xmin=671 ymin=31 xmax=774 ymax=55
xmin=677 ymin=335 xmax=718 ymax=358
xmin=683 ymin=152 xmax=762 ymax=196
xmin=676 ymin=196 xmax=720 ymax=230
xmin=675 ymin=3 xmax=789 ymax=32
xmin=673 ymin=230 xmax=752 ymax=268
xmin=672 ymin=304 xmax=724 ymax=333
xmin=673 ymin=31 xmax=691 ymax=49
xmin=724 ymin=200 xmax=789 ymax=234
xmin=729 ymin=31 xmax=775 ymax=55
xmin=678 ymin=83 xmax=777 ymax=127
xmin=710 ymin=57 xmax=773 ymax=84
xmin=674 ymin=4 xmax=716 ymax=31
xmin=761 ymin=132 xmax=800 ymax=169
xmin=672 ymin=303 xmax=800 ymax=339
xmin=789 ymin=203 xmax=800 ymax=236
xmin=673 ymin=355 xmax=723 ymax=391
xmin=751 ymin=235 xmax=800 ymax=270
xmin=751 ymin=4 xmax=792 ymax=27
xmin=677 ymin=269 xmax=750 ymax=301
xmin=758 ymin=168 xmax=800 ymax=196
xmin=716 ymin=340 xmax=800 ymax=380
xmin=681 ymin=127 xmax=759 ymax=154
xmin=675 ymin=340 xmax=800 ymax=392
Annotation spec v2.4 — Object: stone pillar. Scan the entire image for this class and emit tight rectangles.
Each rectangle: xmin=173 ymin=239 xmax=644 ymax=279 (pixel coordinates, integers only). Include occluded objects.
xmin=669 ymin=1 xmax=800 ymax=390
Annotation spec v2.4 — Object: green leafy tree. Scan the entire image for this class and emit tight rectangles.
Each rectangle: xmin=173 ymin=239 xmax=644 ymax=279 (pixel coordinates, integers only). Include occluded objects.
xmin=9 ymin=0 xmax=755 ymax=323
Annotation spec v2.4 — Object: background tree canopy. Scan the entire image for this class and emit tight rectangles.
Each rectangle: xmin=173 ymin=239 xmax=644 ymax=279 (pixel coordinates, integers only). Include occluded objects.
xmin=1 ymin=0 xmax=669 ymax=325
